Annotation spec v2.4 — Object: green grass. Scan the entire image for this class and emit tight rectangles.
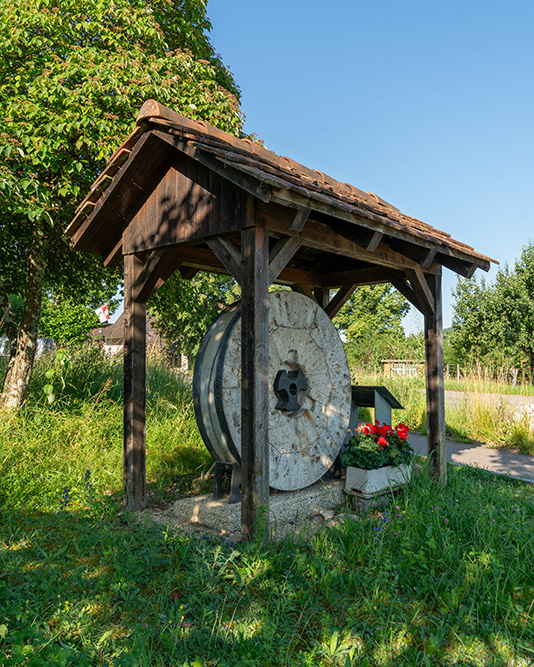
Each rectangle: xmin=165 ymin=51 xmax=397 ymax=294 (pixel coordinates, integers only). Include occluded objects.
xmin=2 ymin=351 xmax=534 ymax=665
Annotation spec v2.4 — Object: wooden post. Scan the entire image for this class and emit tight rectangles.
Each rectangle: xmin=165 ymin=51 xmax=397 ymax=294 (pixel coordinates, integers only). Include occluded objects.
xmin=240 ymin=217 xmax=270 ymax=539
xmin=313 ymin=287 xmax=330 ymax=309
xmin=424 ymin=271 xmax=446 ymax=484
xmin=123 ymin=253 xmax=147 ymax=510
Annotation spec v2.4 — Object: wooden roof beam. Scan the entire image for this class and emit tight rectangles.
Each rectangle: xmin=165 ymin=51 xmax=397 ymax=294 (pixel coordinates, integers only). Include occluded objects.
xmin=269 ymin=188 xmax=489 ymax=275
xmin=257 ymin=200 xmax=439 ymax=274
xmin=321 ymin=266 xmax=404 ymax=289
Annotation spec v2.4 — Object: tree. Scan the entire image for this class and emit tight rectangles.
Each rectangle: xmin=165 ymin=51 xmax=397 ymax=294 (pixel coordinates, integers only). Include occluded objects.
xmin=334 ymin=284 xmax=410 ymax=368
xmin=40 ymin=291 xmax=121 ymax=348
xmin=0 ymin=0 xmax=243 ymax=408
xmin=450 ymin=276 xmax=502 ymax=366
xmin=148 ymin=272 xmax=240 ymax=358
xmin=451 ymin=240 xmax=534 ymax=381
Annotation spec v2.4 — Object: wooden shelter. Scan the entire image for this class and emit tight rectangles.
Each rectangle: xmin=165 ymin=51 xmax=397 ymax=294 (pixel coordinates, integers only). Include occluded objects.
xmin=66 ymin=100 xmax=495 ymax=536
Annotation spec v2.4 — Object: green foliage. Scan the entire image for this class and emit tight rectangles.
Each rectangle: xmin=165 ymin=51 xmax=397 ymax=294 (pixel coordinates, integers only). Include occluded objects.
xmin=148 ymin=271 xmax=240 ymax=357
xmin=0 ymin=0 xmax=243 ymax=403
xmin=343 ymin=421 xmax=413 ymax=469
xmin=451 ymin=240 xmax=534 ymax=378
xmin=0 ymin=349 xmax=210 ymax=509
xmin=335 ymin=285 xmax=410 ymax=367
xmin=40 ymin=298 xmax=98 ymax=347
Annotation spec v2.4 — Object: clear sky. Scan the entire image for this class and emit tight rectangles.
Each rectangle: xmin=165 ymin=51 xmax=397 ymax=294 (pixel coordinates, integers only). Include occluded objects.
xmin=207 ymin=0 xmax=534 ymax=332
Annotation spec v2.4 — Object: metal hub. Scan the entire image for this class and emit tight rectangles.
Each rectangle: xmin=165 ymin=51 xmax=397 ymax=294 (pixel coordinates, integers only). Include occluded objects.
xmin=274 ymin=369 xmax=307 ymax=413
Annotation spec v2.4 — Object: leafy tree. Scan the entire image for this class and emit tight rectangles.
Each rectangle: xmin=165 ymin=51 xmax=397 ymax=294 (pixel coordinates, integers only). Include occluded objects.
xmin=451 ymin=240 xmax=534 ymax=381
xmin=0 ymin=0 xmax=243 ymax=408
xmin=40 ymin=291 xmax=121 ymax=348
xmin=450 ymin=276 xmax=501 ymax=366
xmin=148 ymin=272 xmax=240 ymax=358
xmin=334 ymin=284 xmax=410 ymax=368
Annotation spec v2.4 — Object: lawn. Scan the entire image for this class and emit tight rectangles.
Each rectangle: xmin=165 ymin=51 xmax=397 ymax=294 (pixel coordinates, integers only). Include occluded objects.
xmin=1 ymin=351 xmax=534 ymax=666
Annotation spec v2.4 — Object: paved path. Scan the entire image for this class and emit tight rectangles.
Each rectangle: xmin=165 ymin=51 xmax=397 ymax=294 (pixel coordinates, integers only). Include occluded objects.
xmin=409 ymin=433 xmax=534 ymax=484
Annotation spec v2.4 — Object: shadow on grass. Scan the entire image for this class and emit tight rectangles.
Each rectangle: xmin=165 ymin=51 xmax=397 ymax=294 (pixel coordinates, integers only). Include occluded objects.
xmin=2 ymin=463 xmax=534 ymax=666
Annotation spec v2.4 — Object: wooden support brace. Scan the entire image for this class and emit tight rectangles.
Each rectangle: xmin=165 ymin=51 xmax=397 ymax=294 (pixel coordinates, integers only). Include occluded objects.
xmin=179 ymin=266 xmax=200 ymax=280
xmin=123 ymin=253 xmax=147 ymax=511
xmin=134 ymin=247 xmax=184 ymax=303
xmin=324 ymin=284 xmax=357 ymax=319
xmin=391 ymin=278 xmax=420 ymax=311
xmin=366 ymin=230 xmax=383 ymax=252
xmin=465 ymin=262 xmax=477 ymax=279
xmin=422 ymin=247 xmax=438 ymax=268
xmin=240 ymin=222 xmax=270 ymax=539
xmin=206 ymin=236 xmax=242 ymax=284
xmin=313 ymin=287 xmax=330 ymax=309
xmin=424 ymin=271 xmax=446 ymax=485
xmin=406 ymin=268 xmax=435 ymax=316
xmin=268 ymin=236 xmax=302 ymax=284
xmin=103 ymin=237 xmax=123 ymax=268
xmin=289 ymin=206 xmax=311 ymax=232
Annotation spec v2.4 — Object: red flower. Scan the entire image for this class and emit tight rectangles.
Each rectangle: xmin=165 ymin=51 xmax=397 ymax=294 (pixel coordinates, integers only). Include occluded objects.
xmin=377 ymin=436 xmax=388 ymax=449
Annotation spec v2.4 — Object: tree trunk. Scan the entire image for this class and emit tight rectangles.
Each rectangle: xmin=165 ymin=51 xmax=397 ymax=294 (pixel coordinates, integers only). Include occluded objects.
xmin=0 ymin=229 xmax=48 ymax=410
xmin=0 ymin=276 xmax=19 ymax=358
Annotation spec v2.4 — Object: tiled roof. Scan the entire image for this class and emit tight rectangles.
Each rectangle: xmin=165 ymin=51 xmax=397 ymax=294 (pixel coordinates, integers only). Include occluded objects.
xmin=67 ymin=100 xmax=496 ymax=274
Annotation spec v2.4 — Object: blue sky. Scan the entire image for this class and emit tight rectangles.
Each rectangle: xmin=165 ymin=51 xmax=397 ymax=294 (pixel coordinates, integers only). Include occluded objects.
xmin=207 ymin=0 xmax=534 ymax=332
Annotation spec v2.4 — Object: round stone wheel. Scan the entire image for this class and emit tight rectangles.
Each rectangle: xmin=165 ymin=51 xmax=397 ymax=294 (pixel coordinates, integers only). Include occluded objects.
xmin=193 ymin=290 xmax=351 ymax=491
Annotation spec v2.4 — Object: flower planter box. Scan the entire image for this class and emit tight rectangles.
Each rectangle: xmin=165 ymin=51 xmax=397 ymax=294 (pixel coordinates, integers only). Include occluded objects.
xmin=345 ymin=463 xmax=411 ymax=499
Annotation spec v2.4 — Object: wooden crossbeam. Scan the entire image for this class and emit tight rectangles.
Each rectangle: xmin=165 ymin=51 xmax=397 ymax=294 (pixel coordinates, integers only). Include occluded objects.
xmin=322 ymin=267 xmax=403 ymax=289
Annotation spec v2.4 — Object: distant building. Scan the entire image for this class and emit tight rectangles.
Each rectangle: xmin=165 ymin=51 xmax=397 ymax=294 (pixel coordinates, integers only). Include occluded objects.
xmin=0 ymin=337 xmax=55 ymax=358
xmin=381 ymin=359 xmax=425 ymax=378
xmin=90 ymin=315 xmax=190 ymax=370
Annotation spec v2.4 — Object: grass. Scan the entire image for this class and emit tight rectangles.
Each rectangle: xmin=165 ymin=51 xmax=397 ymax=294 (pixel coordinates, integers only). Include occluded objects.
xmin=1 ymin=351 xmax=534 ymax=665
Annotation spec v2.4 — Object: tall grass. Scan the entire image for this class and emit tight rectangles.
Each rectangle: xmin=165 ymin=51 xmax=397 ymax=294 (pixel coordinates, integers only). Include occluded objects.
xmin=0 ymin=349 xmax=211 ymax=512
xmin=2 ymin=459 xmax=534 ymax=665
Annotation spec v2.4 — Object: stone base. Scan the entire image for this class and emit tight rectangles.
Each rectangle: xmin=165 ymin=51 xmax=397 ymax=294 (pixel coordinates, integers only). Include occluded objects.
xmin=345 ymin=464 xmax=411 ymax=499
xmin=171 ymin=480 xmax=346 ymax=540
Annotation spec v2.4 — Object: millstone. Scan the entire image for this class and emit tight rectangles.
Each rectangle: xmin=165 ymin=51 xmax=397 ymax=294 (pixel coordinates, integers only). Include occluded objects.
xmin=193 ymin=290 xmax=351 ymax=491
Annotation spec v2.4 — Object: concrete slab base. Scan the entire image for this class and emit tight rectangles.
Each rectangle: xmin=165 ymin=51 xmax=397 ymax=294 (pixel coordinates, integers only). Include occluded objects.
xmin=171 ymin=479 xmax=347 ymax=540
